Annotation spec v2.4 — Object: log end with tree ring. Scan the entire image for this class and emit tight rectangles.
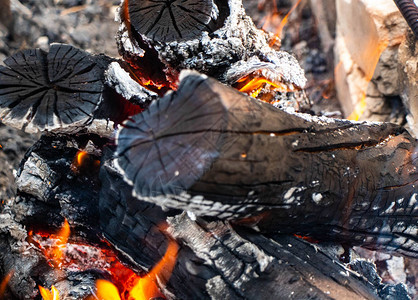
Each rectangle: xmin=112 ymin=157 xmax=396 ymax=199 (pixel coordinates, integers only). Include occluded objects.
xmin=128 ymin=0 xmax=224 ymax=42
xmin=0 ymin=44 xmax=106 ymax=134
xmin=115 ymin=73 xmax=227 ymax=198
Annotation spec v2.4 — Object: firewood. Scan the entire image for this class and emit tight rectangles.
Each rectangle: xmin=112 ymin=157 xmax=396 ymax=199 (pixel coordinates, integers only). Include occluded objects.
xmin=117 ymin=0 xmax=307 ymax=99
xmin=0 ymin=44 xmax=111 ymax=134
xmin=0 ymin=124 xmax=406 ymax=299
xmin=116 ymin=71 xmax=418 ymax=257
xmin=101 ymin=151 xmax=388 ymax=299
xmin=129 ymin=0 xmax=220 ymax=42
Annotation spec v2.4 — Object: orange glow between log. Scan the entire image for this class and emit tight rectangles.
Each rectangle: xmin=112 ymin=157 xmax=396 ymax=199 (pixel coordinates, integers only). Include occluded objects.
xmin=76 ymin=151 xmax=88 ymax=167
xmin=71 ymin=150 xmax=101 ymax=174
xmin=39 ymin=285 xmax=59 ymax=300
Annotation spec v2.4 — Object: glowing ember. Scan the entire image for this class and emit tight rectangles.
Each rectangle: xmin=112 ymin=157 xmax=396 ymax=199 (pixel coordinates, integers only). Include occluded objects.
xmin=29 ymin=221 xmax=178 ymax=300
xmin=39 ymin=285 xmax=59 ymax=300
xmin=0 ymin=270 xmax=13 ymax=298
xmin=94 ymin=236 xmax=178 ymax=300
xmin=30 ymin=219 xmax=70 ymax=269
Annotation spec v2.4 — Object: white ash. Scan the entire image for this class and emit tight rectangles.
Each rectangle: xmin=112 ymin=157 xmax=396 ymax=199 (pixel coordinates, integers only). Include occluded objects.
xmin=311 ymin=193 xmax=323 ymax=204
xmin=105 ymin=62 xmax=158 ymax=103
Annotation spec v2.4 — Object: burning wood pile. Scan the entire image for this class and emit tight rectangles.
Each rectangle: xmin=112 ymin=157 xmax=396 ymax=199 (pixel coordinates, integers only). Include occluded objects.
xmin=0 ymin=0 xmax=417 ymax=299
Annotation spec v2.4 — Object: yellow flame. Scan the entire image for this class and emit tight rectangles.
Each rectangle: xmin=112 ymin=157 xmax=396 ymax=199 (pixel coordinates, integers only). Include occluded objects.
xmin=347 ymin=92 xmax=367 ymax=121
xmin=49 ymin=219 xmax=70 ymax=268
xmin=39 ymin=285 xmax=59 ymax=300
xmin=130 ymin=238 xmax=179 ymax=300
xmin=95 ymin=280 xmax=121 ymax=300
xmin=76 ymin=151 xmax=88 ymax=166
xmin=238 ymin=77 xmax=289 ymax=97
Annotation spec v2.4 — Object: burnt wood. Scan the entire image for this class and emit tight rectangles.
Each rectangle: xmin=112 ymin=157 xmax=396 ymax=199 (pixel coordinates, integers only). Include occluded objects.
xmin=100 ymin=155 xmax=388 ymax=300
xmin=0 ymin=121 xmax=407 ymax=300
xmin=128 ymin=0 xmax=219 ymax=42
xmin=116 ymin=72 xmax=418 ymax=257
xmin=0 ymin=44 xmax=110 ymax=133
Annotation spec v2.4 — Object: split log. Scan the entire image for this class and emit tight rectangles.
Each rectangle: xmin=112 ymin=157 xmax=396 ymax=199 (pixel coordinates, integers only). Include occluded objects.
xmin=116 ymin=71 xmax=418 ymax=257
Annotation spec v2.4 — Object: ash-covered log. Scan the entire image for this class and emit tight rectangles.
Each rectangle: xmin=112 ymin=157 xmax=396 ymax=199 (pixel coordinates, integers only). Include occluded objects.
xmin=116 ymin=0 xmax=308 ymax=108
xmin=116 ymin=71 xmax=418 ymax=257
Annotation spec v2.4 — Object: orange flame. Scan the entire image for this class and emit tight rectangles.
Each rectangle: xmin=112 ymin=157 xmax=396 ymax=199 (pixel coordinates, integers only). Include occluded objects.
xmin=30 ymin=219 xmax=71 ymax=269
xmin=95 ymin=280 xmax=122 ymax=300
xmin=50 ymin=219 xmax=70 ymax=268
xmin=347 ymin=40 xmax=388 ymax=121
xmin=0 ymin=270 xmax=14 ymax=299
xmin=94 ymin=236 xmax=178 ymax=300
xmin=267 ymin=0 xmax=302 ymax=47
xmin=76 ymin=151 xmax=88 ymax=166
xmin=71 ymin=150 xmax=101 ymax=174
xmin=237 ymin=76 xmax=290 ymax=98
xmin=39 ymin=285 xmax=59 ymax=300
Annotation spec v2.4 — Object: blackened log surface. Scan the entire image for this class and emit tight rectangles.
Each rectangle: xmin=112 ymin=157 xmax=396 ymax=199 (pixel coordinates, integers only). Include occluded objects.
xmin=116 ymin=72 xmax=418 ymax=257
xmin=167 ymin=213 xmax=381 ymax=300
xmin=99 ymin=147 xmax=169 ymax=268
xmin=15 ymin=134 xmax=104 ymax=233
xmin=129 ymin=0 xmax=219 ymax=42
xmin=99 ymin=149 xmax=217 ymax=299
xmin=0 ymin=44 xmax=110 ymax=134
xmin=99 ymin=161 xmax=384 ymax=300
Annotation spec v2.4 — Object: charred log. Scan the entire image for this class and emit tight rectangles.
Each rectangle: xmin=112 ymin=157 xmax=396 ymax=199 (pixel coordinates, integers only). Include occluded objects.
xmin=0 ymin=45 xmax=158 ymax=137
xmin=129 ymin=0 xmax=224 ymax=42
xmin=0 ymin=44 xmax=113 ymax=134
xmin=116 ymin=71 xmax=418 ymax=257
xmin=100 ymin=153 xmax=391 ymax=299
xmin=117 ymin=0 xmax=307 ymax=102
xmin=0 ymin=130 xmax=399 ymax=300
